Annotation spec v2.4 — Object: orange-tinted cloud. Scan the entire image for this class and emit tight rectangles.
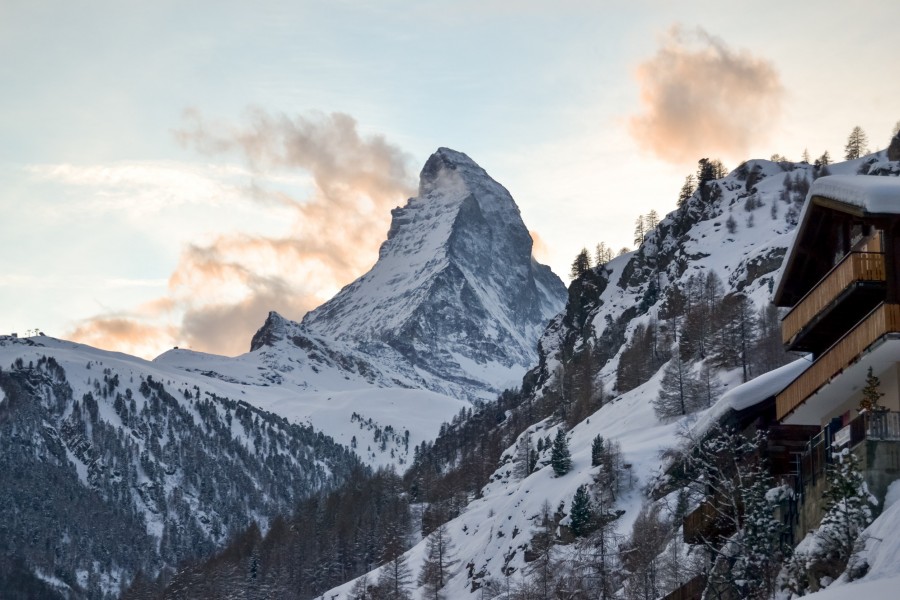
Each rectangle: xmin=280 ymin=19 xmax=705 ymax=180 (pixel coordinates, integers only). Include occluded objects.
xmin=68 ymin=110 xmax=415 ymax=358
xmin=68 ymin=317 xmax=178 ymax=359
xmin=529 ymin=230 xmax=550 ymax=263
xmin=629 ymin=25 xmax=783 ymax=165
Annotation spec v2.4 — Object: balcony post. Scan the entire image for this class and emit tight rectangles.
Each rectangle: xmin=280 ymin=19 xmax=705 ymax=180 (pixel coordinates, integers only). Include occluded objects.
xmin=885 ymin=221 xmax=900 ymax=304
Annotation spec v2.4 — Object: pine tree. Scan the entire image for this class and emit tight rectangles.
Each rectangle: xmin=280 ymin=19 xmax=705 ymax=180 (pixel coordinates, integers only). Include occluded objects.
xmin=859 ymin=366 xmax=884 ymax=412
xmin=818 ymin=449 xmax=875 ymax=567
xmin=802 ymin=148 xmax=811 ymax=163
xmin=591 ymin=434 xmax=605 ymax=467
xmin=645 ymin=209 xmax=660 ymax=230
xmin=569 ymin=484 xmax=594 ymax=537
xmin=725 ymin=214 xmax=737 ymax=234
xmin=550 ymin=429 xmax=572 ymax=476
xmin=844 ymin=126 xmax=869 ymax=160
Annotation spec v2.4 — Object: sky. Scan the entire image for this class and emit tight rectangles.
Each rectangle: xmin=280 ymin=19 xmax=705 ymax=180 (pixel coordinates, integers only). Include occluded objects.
xmin=2 ymin=0 xmax=899 ymax=358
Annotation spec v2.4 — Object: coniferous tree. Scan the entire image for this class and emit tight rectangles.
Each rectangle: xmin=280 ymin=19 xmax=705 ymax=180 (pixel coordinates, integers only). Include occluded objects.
xmin=569 ymin=484 xmax=594 ymax=537
xmin=645 ymin=209 xmax=660 ymax=231
xmin=678 ymin=174 xmax=696 ymax=207
xmin=634 ymin=215 xmax=646 ymax=246
xmin=595 ymin=242 xmax=614 ymax=266
xmin=859 ymin=366 xmax=884 ymax=412
xmin=591 ymin=434 xmax=605 ymax=467
xmin=570 ymin=248 xmax=592 ymax=280
xmin=844 ymin=126 xmax=869 ymax=160
xmin=817 ymin=450 xmax=875 ymax=570
xmin=653 ymin=349 xmax=703 ymax=418
xmin=725 ymin=214 xmax=737 ymax=234
xmin=377 ymin=552 xmax=412 ymax=600
xmin=550 ymin=429 xmax=572 ymax=476
xmin=418 ymin=525 xmax=458 ymax=600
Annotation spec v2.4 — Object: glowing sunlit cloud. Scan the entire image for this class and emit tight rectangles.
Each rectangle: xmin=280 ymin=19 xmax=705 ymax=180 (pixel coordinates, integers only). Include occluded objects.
xmin=629 ymin=25 xmax=783 ymax=165
xmin=66 ymin=110 xmax=416 ymax=358
xmin=529 ymin=230 xmax=550 ymax=263
xmin=68 ymin=317 xmax=179 ymax=359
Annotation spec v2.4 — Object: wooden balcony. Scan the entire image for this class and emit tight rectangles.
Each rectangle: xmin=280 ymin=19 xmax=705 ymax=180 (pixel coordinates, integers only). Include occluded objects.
xmin=782 ymin=252 xmax=885 ymax=349
xmin=776 ymin=303 xmax=900 ymax=421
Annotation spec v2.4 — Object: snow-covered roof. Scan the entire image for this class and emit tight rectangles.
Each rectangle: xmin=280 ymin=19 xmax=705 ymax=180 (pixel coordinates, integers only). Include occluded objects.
xmin=775 ymin=175 xmax=900 ymax=303
xmin=717 ymin=358 xmax=811 ymax=412
xmin=809 ymin=174 xmax=900 ymax=214
xmin=693 ymin=358 xmax=812 ymax=435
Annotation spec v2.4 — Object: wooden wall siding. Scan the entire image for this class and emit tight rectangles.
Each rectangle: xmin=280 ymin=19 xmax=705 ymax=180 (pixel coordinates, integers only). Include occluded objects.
xmin=777 ymin=303 xmax=900 ymax=421
xmin=661 ymin=574 xmax=706 ymax=600
xmin=782 ymin=252 xmax=886 ymax=346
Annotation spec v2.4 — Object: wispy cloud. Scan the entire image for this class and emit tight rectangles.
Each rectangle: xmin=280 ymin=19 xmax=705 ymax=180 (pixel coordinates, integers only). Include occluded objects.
xmin=628 ymin=25 xmax=783 ymax=165
xmin=65 ymin=109 xmax=415 ymax=358
xmin=27 ymin=161 xmax=276 ymax=214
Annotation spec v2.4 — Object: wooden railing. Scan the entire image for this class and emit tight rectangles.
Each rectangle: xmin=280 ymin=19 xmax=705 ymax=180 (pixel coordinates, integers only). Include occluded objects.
xmin=782 ymin=252 xmax=885 ymax=346
xmin=847 ymin=410 xmax=900 ymax=446
xmin=777 ymin=303 xmax=900 ymax=420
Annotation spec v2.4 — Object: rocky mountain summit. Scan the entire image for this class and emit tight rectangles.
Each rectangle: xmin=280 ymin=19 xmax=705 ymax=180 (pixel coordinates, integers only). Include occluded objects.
xmin=255 ymin=147 xmax=567 ymax=400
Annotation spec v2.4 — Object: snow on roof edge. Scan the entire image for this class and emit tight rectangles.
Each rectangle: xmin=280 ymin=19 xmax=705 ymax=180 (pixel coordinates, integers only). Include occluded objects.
xmin=692 ymin=358 xmax=812 ymax=436
xmin=775 ymin=175 xmax=900 ymax=302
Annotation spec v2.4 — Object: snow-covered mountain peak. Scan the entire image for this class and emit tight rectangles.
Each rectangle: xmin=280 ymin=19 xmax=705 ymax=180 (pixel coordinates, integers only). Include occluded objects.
xmin=298 ymin=147 xmax=567 ymax=398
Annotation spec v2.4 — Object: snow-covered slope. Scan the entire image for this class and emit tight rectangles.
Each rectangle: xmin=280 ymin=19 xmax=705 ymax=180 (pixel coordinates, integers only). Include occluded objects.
xmin=322 ymin=152 xmax=900 ymax=599
xmin=798 ymin=481 xmax=900 ymax=600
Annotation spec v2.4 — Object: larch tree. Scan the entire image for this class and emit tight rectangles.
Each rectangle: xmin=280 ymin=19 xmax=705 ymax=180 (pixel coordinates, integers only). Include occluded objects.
xmin=595 ymin=242 xmax=614 ymax=266
xmin=634 ymin=215 xmax=646 ymax=246
xmin=844 ymin=126 xmax=869 ymax=160
xmin=418 ymin=524 xmax=458 ymax=600
xmin=653 ymin=349 xmax=702 ymax=418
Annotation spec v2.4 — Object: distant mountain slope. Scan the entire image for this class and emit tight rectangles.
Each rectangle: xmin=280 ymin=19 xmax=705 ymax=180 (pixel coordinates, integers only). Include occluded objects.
xmin=0 ymin=336 xmax=362 ymax=598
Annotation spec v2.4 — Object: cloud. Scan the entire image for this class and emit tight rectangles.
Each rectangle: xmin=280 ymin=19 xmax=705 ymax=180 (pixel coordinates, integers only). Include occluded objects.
xmin=529 ymin=230 xmax=550 ymax=263
xmin=628 ymin=25 xmax=783 ymax=165
xmin=27 ymin=161 xmax=264 ymax=214
xmin=68 ymin=317 xmax=178 ymax=359
xmin=68 ymin=109 xmax=415 ymax=358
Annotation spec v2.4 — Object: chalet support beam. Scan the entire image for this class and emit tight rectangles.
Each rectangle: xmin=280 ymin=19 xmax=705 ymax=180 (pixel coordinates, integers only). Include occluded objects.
xmin=886 ymin=221 xmax=900 ymax=304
